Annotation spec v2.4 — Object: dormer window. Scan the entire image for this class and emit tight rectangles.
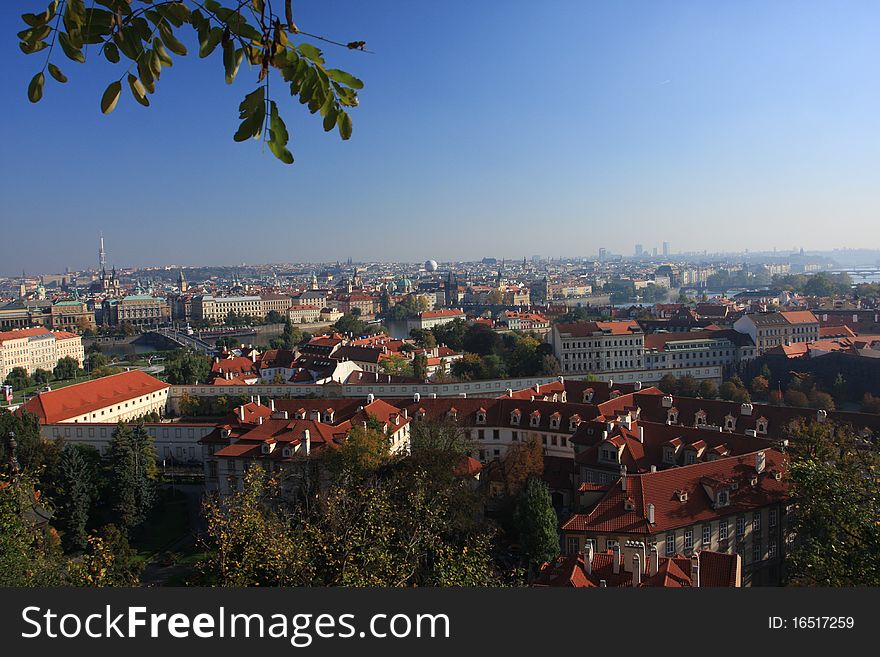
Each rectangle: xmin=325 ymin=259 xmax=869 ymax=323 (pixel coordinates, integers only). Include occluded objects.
xmin=610 ymin=390 xmax=621 ymax=399
xmin=583 ymin=389 xmax=594 ymax=403
xmin=510 ymin=410 xmax=521 ymax=425
xmin=447 ymin=408 xmax=458 ymax=421
xmin=552 ymin=394 xmax=558 ymax=402
xmin=282 ymin=447 xmax=292 ymax=458
xmin=261 ymin=443 xmax=271 ymax=454
xmin=569 ymin=415 xmax=581 ymax=431
xmin=755 ymin=417 xmax=768 ymax=435
xmin=599 ymin=445 xmax=618 ymax=464
xmin=675 ymin=490 xmax=688 ymax=503
xmin=667 ymin=408 xmax=679 ymax=424
xmin=716 ymin=489 xmax=730 ymax=508
xmin=624 ymin=496 xmax=636 ymax=511
xmin=550 ymin=413 xmax=561 ymax=429
xmin=560 ymin=391 xmax=567 ymax=403
xmin=663 ymin=446 xmax=677 ymax=464
xmin=476 ymin=409 xmax=487 ymax=425
xmin=530 ymin=411 xmax=541 ymax=427
xmin=684 ymin=450 xmax=697 ymax=465
xmin=694 ymin=410 xmax=707 ymax=427
xmin=724 ymin=415 xmax=736 ymax=431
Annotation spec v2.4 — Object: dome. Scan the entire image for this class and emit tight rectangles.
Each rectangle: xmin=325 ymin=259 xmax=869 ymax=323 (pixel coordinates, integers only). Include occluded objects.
xmin=424 ymin=259 xmax=438 ymax=272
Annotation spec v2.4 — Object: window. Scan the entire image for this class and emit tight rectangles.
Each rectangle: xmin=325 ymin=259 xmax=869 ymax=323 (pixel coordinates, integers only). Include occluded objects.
xmin=736 ymin=516 xmax=745 ymax=539
xmin=702 ymin=525 xmax=711 ymax=547
xmin=720 ymin=519 xmax=729 ymax=541
xmin=752 ymin=540 xmax=762 ymax=563
xmin=512 ymin=431 xmax=519 ymax=442
xmin=665 ymin=533 xmax=675 ymax=556
xmin=493 ymin=429 xmax=500 ymax=440
xmin=753 ymin=511 xmax=761 ymax=533
xmin=208 ymin=461 xmax=217 ymax=478
xmin=606 ymin=538 xmax=618 ymax=550
xmin=769 ymin=541 xmax=777 ymax=559
xmin=769 ymin=508 xmax=778 ymax=528
xmin=566 ymin=537 xmax=579 ymax=554
xmin=477 ymin=429 xmax=485 ymax=441
xmin=684 ymin=530 xmax=693 ymax=552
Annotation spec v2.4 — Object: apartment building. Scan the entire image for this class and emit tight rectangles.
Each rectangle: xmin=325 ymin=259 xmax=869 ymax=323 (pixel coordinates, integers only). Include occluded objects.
xmin=0 ymin=299 xmax=95 ymax=331
xmin=191 ymin=294 xmax=294 ymax=323
xmin=550 ymin=320 xmax=645 ymax=374
xmin=561 ymin=449 xmax=788 ymax=586
xmin=407 ymin=309 xmax=466 ymax=332
xmin=0 ymin=327 xmax=84 ymax=380
xmin=643 ymin=329 xmax=757 ymax=372
xmin=733 ymin=310 xmax=820 ymax=354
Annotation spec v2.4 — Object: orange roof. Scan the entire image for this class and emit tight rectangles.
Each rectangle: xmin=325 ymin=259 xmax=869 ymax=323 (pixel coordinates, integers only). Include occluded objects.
xmin=19 ymin=370 xmax=170 ymax=424
xmin=419 ymin=309 xmax=465 ymax=319
xmin=0 ymin=327 xmax=52 ymax=343
xmin=780 ymin=310 xmax=818 ymax=324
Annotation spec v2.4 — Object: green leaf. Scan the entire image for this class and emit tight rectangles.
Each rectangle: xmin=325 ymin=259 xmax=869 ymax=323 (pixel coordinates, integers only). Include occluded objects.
xmin=153 ymin=39 xmax=174 ymax=67
xmin=268 ymin=103 xmax=294 ymax=164
xmin=21 ymin=1 xmax=58 ymax=27
xmin=104 ymin=42 xmax=120 ymax=63
xmin=297 ymin=43 xmax=324 ymax=64
xmin=325 ymin=69 xmax=364 ymax=90
xmin=337 ymin=111 xmax=352 ymax=140
xmin=322 ymin=105 xmax=338 ymax=132
xmin=159 ymin=23 xmax=187 ymax=56
xmin=223 ymin=44 xmax=244 ymax=84
xmin=233 ymin=88 xmax=266 ymax=142
xmin=19 ymin=40 xmax=49 ymax=54
xmin=199 ymin=26 xmax=223 ymax=58
xmin=18 ymin=25 xmax=52 ymax=42
xmin=27 ymin=72 xmax=45 ymax=103
xmin=47 ymin=63 xmax=67 ymax=83
xmin=58 ymin=31 xmax=86 ymax=63
xmin=127 ymin=74 xmax=149 ymax=107
xmin=100 ymin=80 xmax=122 ymax=114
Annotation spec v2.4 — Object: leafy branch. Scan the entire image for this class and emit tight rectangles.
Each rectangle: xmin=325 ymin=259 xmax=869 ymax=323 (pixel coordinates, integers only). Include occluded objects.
xmin=18 ymin=0 xmax=367 ymax=164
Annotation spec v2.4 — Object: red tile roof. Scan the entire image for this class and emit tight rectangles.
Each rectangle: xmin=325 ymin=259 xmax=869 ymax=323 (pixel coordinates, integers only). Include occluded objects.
xmin=19 ymin=370 xmax=170 ymax=424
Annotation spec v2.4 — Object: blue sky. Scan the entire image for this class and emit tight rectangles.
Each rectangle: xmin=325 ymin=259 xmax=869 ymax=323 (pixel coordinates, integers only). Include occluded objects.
xmin=2 ymin=0 xmax=879 ymax=273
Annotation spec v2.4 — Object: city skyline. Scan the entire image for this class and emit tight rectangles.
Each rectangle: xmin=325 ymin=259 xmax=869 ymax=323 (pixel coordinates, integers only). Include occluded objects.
xmin=3 ymin=1 xmax=880 ymax=271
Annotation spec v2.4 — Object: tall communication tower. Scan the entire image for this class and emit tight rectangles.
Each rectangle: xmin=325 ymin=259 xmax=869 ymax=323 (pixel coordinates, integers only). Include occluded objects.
xmin=99 ymin=233 xmax=106 ymax=271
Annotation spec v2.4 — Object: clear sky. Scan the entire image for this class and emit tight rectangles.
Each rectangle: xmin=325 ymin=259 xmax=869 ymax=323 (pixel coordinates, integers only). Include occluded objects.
xmin=2 ymin=0 xmax=879 ymax=274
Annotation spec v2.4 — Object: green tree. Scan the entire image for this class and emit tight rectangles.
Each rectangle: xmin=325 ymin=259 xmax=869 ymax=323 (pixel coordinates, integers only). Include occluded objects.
xmin=412 ymin=353 xmax=429 ymax=381
xmin=541 ymin=354 xmax=561 ymax=375
xmin=785 ymin=420 xmax=880 ymax=586
xmin=19 ymin=0 xmax=365 ymax=165
xmin=32 ymin=368 xmax=52 ymax=385
xmin=107 ymin=422 xmax=156 ymax=531
xmin=53 ymin=356 xmax=80 ymax=380
xmin=164 ymin=350 xmax=211 ymax=384
xmin=281 ymin=318 xmax=302 ymax=348
xmin=677 ymin=374 xmax=699 ymax=397
xmin=698 ymin=379 xmax=718 ymax=399
xmin=325 ymin=424 xmax=393 ymax=479
xmin=832 ymin=373 xmax=848 ymax=403
xmin=784 ymin=389 xmax=809 ymax=408
xmin=4 ymin=367 xmax=30 ymax=390
xmin=85 ymin=352 xmax=108 ymax=372
xmin=431 ymin=318 xmax=468 ymax=351
xmin=265 ymin=309 xmax=285 ymax=324
xmin=719 ymin=381 xmax=738 ymax=401
xmin=514 ymin=477 xmax=559 ymax=572
xmin=409 ymin=328 xmax=436 ymax=349
xmin=501 ymin=436 xmax=544 ymax=497
xmin=56 ymin=444 xmax=96 ymax=552
xmin=659 ymin=374 xmax=679 ymax=395
xmin=379 ymin=353 xmax=413 ymax=377
xmin=750 ymin=375 xmax=769 ymax=400
xmin=0 ymin=477 xmax=65 ymax=586
xmin=67 ymin=524 xmax=142 ymax=586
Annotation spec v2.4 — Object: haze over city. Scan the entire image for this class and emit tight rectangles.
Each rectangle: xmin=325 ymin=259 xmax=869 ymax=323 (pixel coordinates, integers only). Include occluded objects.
xmin=3 ymin=0 xmax=880 ymax=273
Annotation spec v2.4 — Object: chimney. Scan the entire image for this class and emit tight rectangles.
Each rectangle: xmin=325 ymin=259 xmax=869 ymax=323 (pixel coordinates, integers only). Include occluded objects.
xmin=583 ymin=541 xmax=594 ymax=575
xmin=755 ymin=450 xmax=766 ymax=474
xmin=534 ymin=383 xmax=541 ymax=394
xmin=650 ymin=465 xmax=657 ymax=473
xmin=691 ymin=553 xmax=700 ymax=587
xmin=270 ymin=399 xmax=275 ymax=411
xmin=367 ymin=393 xmax=375 ymax=404
xmin=634 ymin=381 xmax=642 ymax=391
xmin=256 ymin=395 xmax=261 ymax=407
xmin=647 ymin=503 xmax=655 ymax=524
xmin=403 ymin=409 xmax=408 ymax=419
xmin=612 ymin=544 xmax=621 ymax=575
xmin=608 ymin=378 xmax=614 ymax=388
xmin=413 ymin=392 xmax=421 ymax=402
xmin=239 ymin=406 xmax=245 ymax=422
xmin=283 ymin=411 xmax=289 ymax=420
xmin=620 ymin=465 xmax=627 ymax=491
xmin=638 ymin=426 xmax=644 ymax=443
xmin=632 ymin=554 xmax=642 ymax=586
xmin=599 ymin=580 xmax=607 ymax=588
xmin=506 ymin=388 xmax=513 ymax=397
xmin=303 ymin=429 xmax=311 ymax=456
xmin=258 ymin=416 xmax=263 ymax=425
xmin=649 ymin=546 xmax=659 ymax=577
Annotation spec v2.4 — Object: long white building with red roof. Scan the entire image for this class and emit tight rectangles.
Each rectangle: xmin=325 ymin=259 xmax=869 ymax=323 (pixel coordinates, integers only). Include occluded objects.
xmin=18 ymin=369 xmax=170 ymax=424
xmin=0 ymin=326 xmax=84 ymax=380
